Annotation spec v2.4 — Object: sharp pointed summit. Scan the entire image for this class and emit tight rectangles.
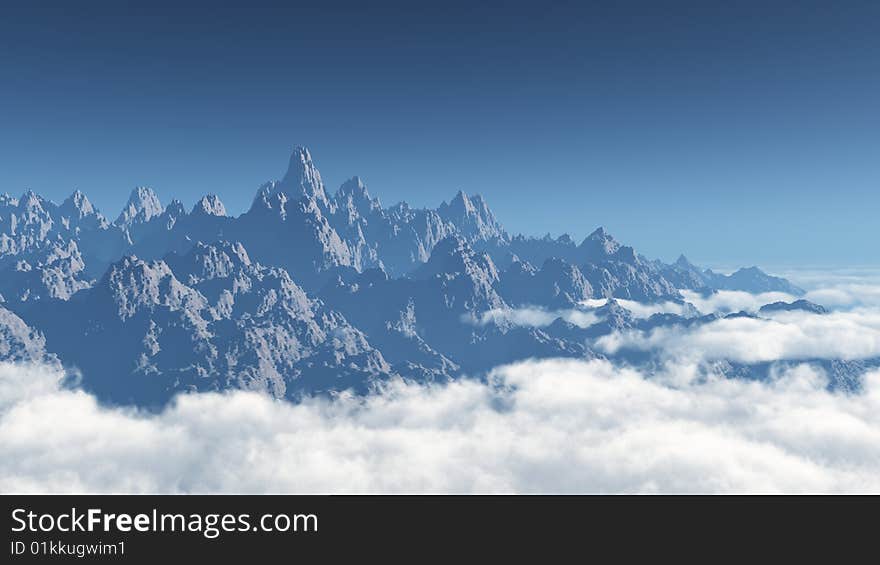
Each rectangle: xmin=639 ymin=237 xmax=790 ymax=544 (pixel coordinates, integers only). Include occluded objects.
xmin=336 ymin=176 xmax=381 ymax=217
xmin=192 ymin=194 xmax=227 ymax=217
xmin=279 ymin=145 xmax=330 ymax=208
xmin=18 ymin=190 xmax=48 ymax=211
xmin=58 ymin=189 xmax=110 ymax=232
xmin=116 ymin=187 xmax=163 ymax=226
xmin=675 ymin=254 xmax=693 ymax=268
xmin=337 ymin=176 xmax=370 ymax=199
xmin=579 ymin=226 xmax=622 ymax=259
xmin=0 ymin=144 xmax=819 ymax=407
xmin=437 ymin=190 xmax=505 ymax=242
xmin=62 ymin=190 xmax=95 ymax=217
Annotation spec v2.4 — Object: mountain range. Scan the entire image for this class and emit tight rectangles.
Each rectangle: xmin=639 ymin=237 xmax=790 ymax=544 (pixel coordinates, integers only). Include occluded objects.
xmin=2 ymin=145 xmax=835 ymax=406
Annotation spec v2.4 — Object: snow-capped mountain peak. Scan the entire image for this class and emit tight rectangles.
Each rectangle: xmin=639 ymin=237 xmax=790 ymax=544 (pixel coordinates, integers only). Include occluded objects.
xmin=336 ymin=176 xmax=382 ymax=218
xmin=116 ymin=187 xmax=163 ymax=226
xmin=62 ymin=190 xmax=96 ymax=217
xmin=579 ymin=226 xmax=622 ymax=258
xmin=437 ymin=190 xmax=505 ymax=242
xmin=192 ymin=194 xmax=227 ymax=217
xmin=280 ymin=145 xmax=331 ymax=208
xmin=18 ymin=189 xmax=50 ymax=212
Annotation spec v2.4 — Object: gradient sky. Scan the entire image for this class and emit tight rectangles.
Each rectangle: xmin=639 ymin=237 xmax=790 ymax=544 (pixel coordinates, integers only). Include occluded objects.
xmin=1 ymin=0 xmax=878 ymax=267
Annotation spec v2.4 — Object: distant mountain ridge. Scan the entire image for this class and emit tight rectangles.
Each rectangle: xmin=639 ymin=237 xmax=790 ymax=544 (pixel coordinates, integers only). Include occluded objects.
xmin=0 ymin=145 xmax=815 ymax=404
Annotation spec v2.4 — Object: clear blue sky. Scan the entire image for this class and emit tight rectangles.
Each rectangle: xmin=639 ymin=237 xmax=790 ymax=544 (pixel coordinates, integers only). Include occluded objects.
xmin=1 ymin=0 xmax=878 ymax=266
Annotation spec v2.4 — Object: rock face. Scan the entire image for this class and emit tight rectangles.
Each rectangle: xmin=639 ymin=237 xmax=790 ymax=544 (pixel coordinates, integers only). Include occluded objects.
xmin=0 ymin=239 xmax=91 ymax=302
xmin=319 ymin=236 xmax=591 ymax=375
xmin=498 ymin=257 xmax=593 ymax=308
xmin=706 ymin=266 xmax=805 ymax=295
xmin=22 ymin=241 xmax=391 ymax=405
xmin=0 ymin=305 xmax=51 ymax=363
xmin=661 ymin=256 xmax=805 ymax=296
xmin=437 ymin=191 xmax=506 ymax=243
xmin=1 ymin=145 xmax=820 ymax=406
xmin=485 ymin=227 xmax=681 ymax=302
xmin=576 ymin=228 xmax=679 ymax=301
xmin=0 ymin=191 xmax=103 ymax=302
xmin=116 ymin=186 xmax=164 ymax=228
xmin=192 ymin=194 xmax=227 ymax=217
xmin=657 ymin=255 xmax=711 ymax=291
xmin=759 ymin=299 xmax=827 ymax=315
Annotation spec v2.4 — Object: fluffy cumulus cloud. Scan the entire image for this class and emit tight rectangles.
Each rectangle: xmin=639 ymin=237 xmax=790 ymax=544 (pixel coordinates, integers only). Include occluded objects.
xmin=597 ymin=271 xmax=880 ymax=363
xmin=597 ymin=309 xmax=880 ymax=363
xmin=466 ymin=299 xmax=687 ymax=330
xmin=805 ymin=285 xmax=880 ymax=309
xmin=778 ymin=268 xmax=880 ymax=310
xmin=4 ymin=359 xmax=880 ymax=494
xmin=679 ymin=289 xmax=798 ymax=314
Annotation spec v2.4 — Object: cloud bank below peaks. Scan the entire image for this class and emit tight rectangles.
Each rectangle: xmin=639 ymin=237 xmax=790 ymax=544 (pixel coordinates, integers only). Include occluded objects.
xmin=597 ymin=309 xmax=880 ymax=364
xmin=3 ymin=359 xmax=880 ymax=494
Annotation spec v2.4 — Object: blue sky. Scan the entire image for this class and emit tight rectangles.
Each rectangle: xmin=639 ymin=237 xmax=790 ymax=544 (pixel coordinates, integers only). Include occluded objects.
xmin=1 ymin=0 xmax=878 ymax=266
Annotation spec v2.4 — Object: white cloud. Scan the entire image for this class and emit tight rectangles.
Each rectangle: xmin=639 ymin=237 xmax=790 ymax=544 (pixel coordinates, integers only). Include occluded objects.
xmin=597 ymin=309 xmax=880 ymax=363
xmin=804 ymin=285 xmax=880 ymax=309
xmin=581 ymin=298 xmax=689 ymax=318
xmin=767 ymin=268 xmax=880 ymax=310
xmin=3 ymin=359 xmax=880 ymax=494
xmin=680 ymin=289 xmax=797 ymax=315
xmin=467 ymin=307 xmax=600 ymax=328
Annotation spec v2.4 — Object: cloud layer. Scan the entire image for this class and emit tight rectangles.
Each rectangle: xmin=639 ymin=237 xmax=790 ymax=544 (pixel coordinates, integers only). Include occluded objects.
xmin=599 ymin=307 xmax=880 ymax=364
xmin=679 ymin=289 xmax=798 ymax=314
xmin=4 ymin=359 xmax=880 ymax=494
xmin=582 ymin=298 xmax=690 ymax=318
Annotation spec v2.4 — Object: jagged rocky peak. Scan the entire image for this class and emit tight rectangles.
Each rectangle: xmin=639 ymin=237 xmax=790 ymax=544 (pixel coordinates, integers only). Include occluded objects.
xmin=162 ymin=199 xmax=188 ymax=228
xmin=596 ymin=297 xmax=635 ymax=327
xmin=58 ymin=190 xmax=110 ymax=231
xmin=557 ymin=233 xmax=576 ymax=246
xmin=336 ymin=175 xmax=381 ymax=207
xmin=0 ymin=304 xmax=50 ymax=362
xmin=16 ymin=190 xmax=55 ymax=223
xmin=169 ymin=240 xmax=252 ymax=283
xmin=1 ymin=190 xmax=54 ymax=239
xmin=438 ymin=190 xmax=505 ymax=241
xmin=660 ymin=253 xmax=711 ymax=291
xmin=62 ymin=190 xmax=95 ymax=217
xmin=18 ymin=189 xmax=46 ymax=209
xmin=279 ymin=145 xmax=330 ymax=207
xmin=497 ymin=256 xmax=594 ymax=308
xmin=708 ymin=265 xmax=806 ymax=295
xmin=338 ymin=175 xmax=369 ymax=198
xmin=336 ymin=176 xmax=381 ymax=212
xmin=251 ymin=180 xmax=281 ymax=211
xmin=443 ymin=190 xmax=476 ymax=214
xmin=104 ymin=254 xmax=170 ymax=287
xmin=166 ymin=199 xmax=187 ymax=217
xmin=675 ymin=254 xmax=695 ymax=268
xmin=580 ymin=226 xmax=622 ymax=257
xmin=192 ymin=194 xmax=227 ymax=217
xmin=0 ymin=193 xmax=18 ymax=207
xmin=417 ymin=235 xmax=500 ymax=284
xmin=116 ymin=186 xmax=163 ymax=225
xmin=759 ymin=299 xmax=827 ymax=315
xmin=507 ymin=256 xmax=537 ymax=276
xmin=540 ymin=258 xmax=592 ymax=297
xmin=100 ymin=254 xmax=207 ymax=321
